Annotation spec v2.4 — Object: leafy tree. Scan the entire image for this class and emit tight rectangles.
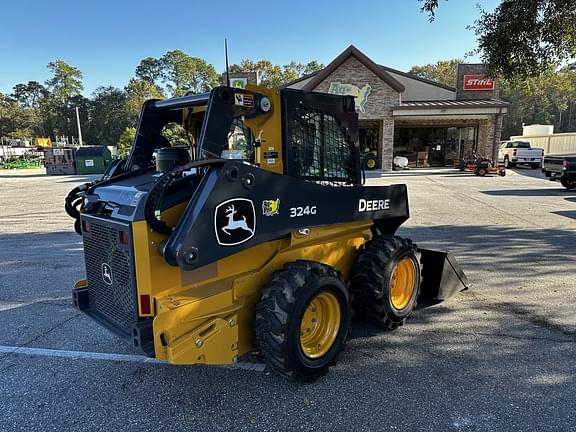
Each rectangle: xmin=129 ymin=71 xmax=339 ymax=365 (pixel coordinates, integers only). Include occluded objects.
xmin=135 ymin=57 xmax=162 ymax=83
xmin=0 ymin=93 xmax=37 ymax=138
xmin=161 ymin=123 xmax=189 ymax=147
xmin=45 ymin=60 xmax=83 ymax=101
xmin=230 ymin=60 xmax=282 ymax=87
xmin=409 ymin=59 xmax=463 ymax=87
xmin=500 ymin=66 xmax=576 ymax=137
xmin=134 ymin=50 xmax=219 ymax=97
xmin=117 ymin=127 xmax=136 ymax=155
xmin=302 ymin=61 xmax=325 ymax=75
xmin=86 ymin=86 xmax=130 ymax=146
xmin=229 ymin=59 xmax=325 ymax=87
xmin=8 ymin=82 xmax=47 ymax=137
xmin=125 ymin=78 xmax=164 ymax=122
xmin=160 ymin=50 xmax=219 ymax=96
xmin=11 ymin=81 xmax=48 ymax=109
xmin=420 ymin=0 xmax=576 ymax=78
xmin=40 ymin=60 xmax=86 ymax=141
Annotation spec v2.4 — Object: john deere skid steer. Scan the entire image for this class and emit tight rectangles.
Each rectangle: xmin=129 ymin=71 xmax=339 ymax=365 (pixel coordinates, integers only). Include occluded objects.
xmin=66 ymin=85 xmax=468 ymax=380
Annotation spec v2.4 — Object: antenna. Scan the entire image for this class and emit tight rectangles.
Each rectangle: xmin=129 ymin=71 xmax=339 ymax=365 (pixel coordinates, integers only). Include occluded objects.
xmin=225 ymin=38 xmax=230 ymax=87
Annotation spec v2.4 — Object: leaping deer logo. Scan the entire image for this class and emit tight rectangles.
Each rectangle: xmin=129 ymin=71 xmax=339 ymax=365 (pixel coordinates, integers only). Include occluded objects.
xmin=222 ymin=204 xmax=254 ymax=235
xmin=214 ymin=198 xmax=256 ymax=246
xmin=101 ymin=263 xmax=113 ymax=285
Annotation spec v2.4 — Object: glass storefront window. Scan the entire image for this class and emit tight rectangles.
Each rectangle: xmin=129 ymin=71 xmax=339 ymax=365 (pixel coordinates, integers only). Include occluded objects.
xmin=394 ymin=125 xmax=478 ymax=167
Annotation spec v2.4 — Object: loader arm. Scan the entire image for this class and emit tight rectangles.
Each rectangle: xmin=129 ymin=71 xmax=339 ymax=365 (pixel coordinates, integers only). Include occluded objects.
xmin=162 ymin=160 xmax=410 ymax=270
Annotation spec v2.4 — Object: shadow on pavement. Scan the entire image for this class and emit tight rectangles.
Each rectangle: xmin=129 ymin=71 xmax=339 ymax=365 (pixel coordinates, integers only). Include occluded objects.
xmin=0 ymin=173 xmax=47 ymax=179
xmin=507 ymin=166 xmax=547 ymax=181
xmin=399 ymin=224 xmax=576 ymax=287
xmin=481 ymin=188 xmax=571 ymax=196
xmin=0 ymin=231 xmax=83 ymax=302
xmin=552 ymin=210 xmax=576 ymax=220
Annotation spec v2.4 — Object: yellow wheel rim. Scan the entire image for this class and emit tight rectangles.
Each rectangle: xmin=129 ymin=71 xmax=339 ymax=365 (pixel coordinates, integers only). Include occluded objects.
xmin=366 ymin=159 xmax=376 ymax=169
xmin=300 ymin=292 xmax=341 ymax=359
xmin=390 ymin=257 xmax=417 ymax=310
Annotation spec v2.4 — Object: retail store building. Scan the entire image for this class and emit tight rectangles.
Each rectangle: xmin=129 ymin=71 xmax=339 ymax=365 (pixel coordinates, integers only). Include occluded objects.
xmin=285 ymin=45 xmax=508 ymax=171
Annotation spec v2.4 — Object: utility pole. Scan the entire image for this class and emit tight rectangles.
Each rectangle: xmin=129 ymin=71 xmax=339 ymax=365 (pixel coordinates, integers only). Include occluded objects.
xmin=75 ymin=107 xmax=83 ymax=146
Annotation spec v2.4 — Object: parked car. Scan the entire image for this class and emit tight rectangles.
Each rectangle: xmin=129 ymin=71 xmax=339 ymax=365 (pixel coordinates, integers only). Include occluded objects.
xmin=542 ymin=154 xmax=576 ymax=189
xmin=498 ymin=141 xmax=543 ymax=168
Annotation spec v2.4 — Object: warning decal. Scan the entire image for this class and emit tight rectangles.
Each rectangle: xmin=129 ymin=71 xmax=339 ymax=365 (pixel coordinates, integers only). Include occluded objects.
xmin=234 ymin=93 xmax=254 ymax=107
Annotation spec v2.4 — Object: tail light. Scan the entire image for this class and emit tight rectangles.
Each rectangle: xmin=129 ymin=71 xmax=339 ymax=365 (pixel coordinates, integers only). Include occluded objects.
xmin=140 ymin=294 xmax=152 ymax=314
xmin=513 ymin=149 xmax=517 ymax=156
xmin=119 ymin=230 xmax=129 ymax=245
xmin=82 ymin=220 xmax=91 ymax=233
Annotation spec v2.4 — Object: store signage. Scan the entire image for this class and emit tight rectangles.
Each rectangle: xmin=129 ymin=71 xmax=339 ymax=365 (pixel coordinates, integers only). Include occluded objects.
xmin=463 ymin=75 xmax=495 ymax=91
xmin=328 ymin=82 xmax=371 ymax=113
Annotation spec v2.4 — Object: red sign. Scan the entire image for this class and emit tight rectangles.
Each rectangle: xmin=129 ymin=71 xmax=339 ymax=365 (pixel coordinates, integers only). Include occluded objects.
xmin=463 ymin=74 xmax=495 ymax=91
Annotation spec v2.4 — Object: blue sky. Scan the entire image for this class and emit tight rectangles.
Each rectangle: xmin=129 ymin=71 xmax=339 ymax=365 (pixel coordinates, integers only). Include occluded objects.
xmin=0 ymin=0 xmax=500 ymax=95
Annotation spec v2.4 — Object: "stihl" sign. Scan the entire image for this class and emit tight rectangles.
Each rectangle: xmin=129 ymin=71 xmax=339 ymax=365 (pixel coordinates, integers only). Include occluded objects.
xmin=463 ymin=74 xmax=495 ymax=91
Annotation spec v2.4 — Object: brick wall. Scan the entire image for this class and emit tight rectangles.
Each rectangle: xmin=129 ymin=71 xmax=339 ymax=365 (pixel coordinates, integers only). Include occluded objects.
xmin=312 ymin=56 xmax=400 ymax=171
xmin=474 ymin=115 xmax=504 ymax=159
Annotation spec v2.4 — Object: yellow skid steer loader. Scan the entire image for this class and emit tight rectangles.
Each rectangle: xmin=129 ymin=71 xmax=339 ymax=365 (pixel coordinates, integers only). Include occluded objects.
xmin=66 ymin=85 xmax=468 ymax=380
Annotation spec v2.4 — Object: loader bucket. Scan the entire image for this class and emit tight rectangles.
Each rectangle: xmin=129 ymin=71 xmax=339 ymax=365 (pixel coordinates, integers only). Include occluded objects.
xmin=418 ymin=248 xmax=470 ymax=301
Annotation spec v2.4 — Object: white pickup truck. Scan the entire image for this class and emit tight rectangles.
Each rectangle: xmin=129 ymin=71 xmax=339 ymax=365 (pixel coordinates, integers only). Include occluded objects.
xmin=498 ymin=141 xmax=543 ymax=169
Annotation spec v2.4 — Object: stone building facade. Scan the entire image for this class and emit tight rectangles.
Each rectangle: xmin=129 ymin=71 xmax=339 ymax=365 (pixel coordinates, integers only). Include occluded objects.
xmin=286 ymin=46 xmax=508 ymax=171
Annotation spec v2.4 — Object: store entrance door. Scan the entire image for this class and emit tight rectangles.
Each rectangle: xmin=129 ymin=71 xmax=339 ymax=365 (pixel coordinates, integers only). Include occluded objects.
xmin=428 ymin=144 xmax=446 ymax=166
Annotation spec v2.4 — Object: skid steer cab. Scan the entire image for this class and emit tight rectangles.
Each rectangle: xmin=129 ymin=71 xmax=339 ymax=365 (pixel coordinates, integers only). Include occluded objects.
xmin=66 ymin=85 xmax=469 ymax=381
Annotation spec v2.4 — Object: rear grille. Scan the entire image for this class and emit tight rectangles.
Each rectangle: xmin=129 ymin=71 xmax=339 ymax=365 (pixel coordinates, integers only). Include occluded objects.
xmin=82 ymin=216 xmax=136 ymax=334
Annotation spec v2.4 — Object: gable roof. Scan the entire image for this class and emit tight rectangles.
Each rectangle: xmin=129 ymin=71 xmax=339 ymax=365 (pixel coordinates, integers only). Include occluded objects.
xmin=280 ymin=71 xmax=318 ymax=89
xmin=301 ymin=45 xmax=405 ymax=93
xmin=379 ymin=65 xmax=456 ymax=92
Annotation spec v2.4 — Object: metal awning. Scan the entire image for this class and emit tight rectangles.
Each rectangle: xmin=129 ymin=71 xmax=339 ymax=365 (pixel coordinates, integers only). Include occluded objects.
xmin=393 ymin=99 xmax=508 ymax=118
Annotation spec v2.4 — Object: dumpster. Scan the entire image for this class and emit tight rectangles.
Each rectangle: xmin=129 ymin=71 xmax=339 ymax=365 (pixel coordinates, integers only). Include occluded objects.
xmin=74 ymin=146 xmax=112 ymax=175
xmin=44 ymin=147 xmax=76 ymax=175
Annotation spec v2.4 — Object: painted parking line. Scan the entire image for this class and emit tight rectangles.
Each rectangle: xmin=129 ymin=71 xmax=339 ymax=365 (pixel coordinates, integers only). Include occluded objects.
xmin=0 ymin=296 xmax=71 ymax=311
xmin=0 ymin=345 xmax=266 ymax=372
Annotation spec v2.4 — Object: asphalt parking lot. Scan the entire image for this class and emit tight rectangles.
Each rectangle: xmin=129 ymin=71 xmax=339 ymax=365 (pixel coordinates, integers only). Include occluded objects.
xmin=0 ymin=167 xmax=575 ymax=432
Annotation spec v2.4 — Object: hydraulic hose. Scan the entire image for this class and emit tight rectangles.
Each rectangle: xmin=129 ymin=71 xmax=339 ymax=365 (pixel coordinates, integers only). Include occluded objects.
xmin=65 ymin=182 xmax=95 ymax=234
xmin=143 ymin=159 xmax=226 ymax=236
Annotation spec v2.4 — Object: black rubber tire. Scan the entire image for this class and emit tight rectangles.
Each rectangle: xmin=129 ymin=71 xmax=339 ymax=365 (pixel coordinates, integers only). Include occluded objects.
xmin=364 ymin=157 xmax=377 ymax=170
xmin=477 ymin=167 xmax=487 ymax=176
xmin=560 ymin=178 xmax=576 ymax=190
xmin=351 ymin=235 xmax=421 ymax=329
xmin=531 ymin=162 xmax=541 ymax=169
xmin=254 ymin=260 xmax=351 ymax=381
xmin=504 ymin=156 xmax=515 ymax=168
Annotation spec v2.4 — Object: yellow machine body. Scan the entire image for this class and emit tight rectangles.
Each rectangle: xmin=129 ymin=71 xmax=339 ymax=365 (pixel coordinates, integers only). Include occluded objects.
xmin=134 ymin=217 xmax=372 ymax=365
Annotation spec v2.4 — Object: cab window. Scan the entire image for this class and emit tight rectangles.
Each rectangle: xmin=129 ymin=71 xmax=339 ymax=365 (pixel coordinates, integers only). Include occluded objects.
xmin=222 ymin=118 xmax=254 ymax=161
